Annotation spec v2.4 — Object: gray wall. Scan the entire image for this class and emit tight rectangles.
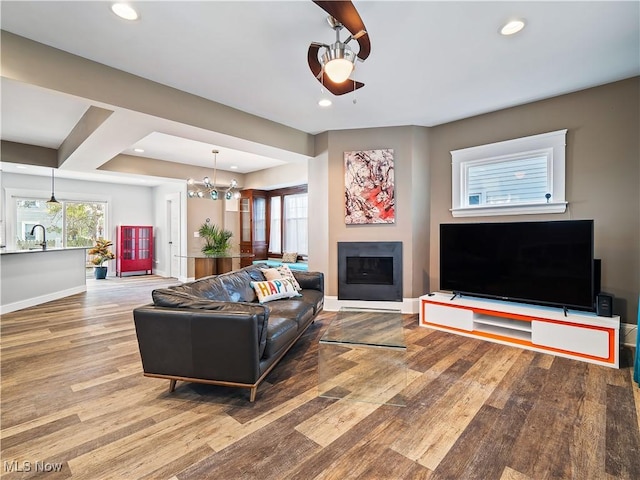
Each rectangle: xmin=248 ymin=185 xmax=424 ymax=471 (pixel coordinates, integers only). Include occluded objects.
xmin=428 ymin=77 xmax=639 ymax=323
xmin=307 ymin=76 xmax=638 ymax=322
xmin=311 ymin=126 xmax=431 ymax=298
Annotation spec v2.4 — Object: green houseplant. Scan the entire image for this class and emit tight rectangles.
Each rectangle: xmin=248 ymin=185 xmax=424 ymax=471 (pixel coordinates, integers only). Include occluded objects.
xmin=199 ymin=223 xmax=233 ymax=256
xmin=88 ymin=238 xmax=116 ymax=279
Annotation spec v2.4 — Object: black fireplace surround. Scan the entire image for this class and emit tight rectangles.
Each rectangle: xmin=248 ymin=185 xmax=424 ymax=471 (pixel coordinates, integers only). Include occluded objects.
xmin=338 ymin=241 xmax=403 ymax=302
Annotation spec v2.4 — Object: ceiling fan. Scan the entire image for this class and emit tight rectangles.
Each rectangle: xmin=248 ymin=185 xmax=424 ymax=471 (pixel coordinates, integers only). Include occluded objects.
xmin=307 ymin=0 xmax=371 ymax=96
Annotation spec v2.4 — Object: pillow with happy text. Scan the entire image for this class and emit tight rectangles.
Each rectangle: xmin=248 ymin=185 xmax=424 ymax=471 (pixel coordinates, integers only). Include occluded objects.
xmin=260 ymin=265 xmax=302 ymax=291
xmin=251 ymin=279 xmax=302 ymax=303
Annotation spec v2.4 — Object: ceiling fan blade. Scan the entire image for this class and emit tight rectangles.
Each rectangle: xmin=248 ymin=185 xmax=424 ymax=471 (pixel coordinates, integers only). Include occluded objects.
xmin=323 ymin=79 xmax=365 ymax=96
xmin=314 ymin=1 xmax=363 ymax=34
xmin=307 ymin=43 xmax=323 ymax=79
xmin=313 ymin=1 xmax=370 ymax=61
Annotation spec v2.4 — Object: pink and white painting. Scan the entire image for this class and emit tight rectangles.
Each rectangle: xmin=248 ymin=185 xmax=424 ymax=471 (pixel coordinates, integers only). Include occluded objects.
xmin=344 ymin=149 xmax=395 ymax=224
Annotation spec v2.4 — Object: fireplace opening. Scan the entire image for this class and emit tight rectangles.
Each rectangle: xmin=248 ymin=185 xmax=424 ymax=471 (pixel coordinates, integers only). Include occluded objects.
xmin=338 ymin=241 xmax=402 ymax=302
xmin=346 ymin=257 xmax=393 ymax=285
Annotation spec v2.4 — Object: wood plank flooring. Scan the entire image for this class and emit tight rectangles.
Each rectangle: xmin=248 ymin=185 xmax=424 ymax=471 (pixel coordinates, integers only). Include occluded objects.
xmin=1 ymin=275 xmax=639 ymax=479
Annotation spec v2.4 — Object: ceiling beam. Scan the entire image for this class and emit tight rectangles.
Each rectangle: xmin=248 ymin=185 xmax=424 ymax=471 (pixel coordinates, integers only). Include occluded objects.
xmin=1 ymin=31 xmax=314 ymax=160
xmin=58 ymin=106 xmax=113 ymax=168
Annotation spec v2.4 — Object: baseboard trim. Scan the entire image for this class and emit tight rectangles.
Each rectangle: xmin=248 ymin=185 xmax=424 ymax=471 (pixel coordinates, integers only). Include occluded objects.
xmin=323 ymin=296 xmax=419 ymax=314
xmin=0 ymin=285 xmax=87 ymax=315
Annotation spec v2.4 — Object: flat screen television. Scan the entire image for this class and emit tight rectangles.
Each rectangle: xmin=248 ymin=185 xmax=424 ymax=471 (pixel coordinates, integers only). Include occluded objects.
xmin=440 ymin=220 xmax=595 ymax=311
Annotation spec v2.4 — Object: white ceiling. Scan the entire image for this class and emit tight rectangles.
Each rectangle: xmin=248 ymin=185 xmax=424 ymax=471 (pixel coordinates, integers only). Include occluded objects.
xmin=1 ymin=1 xmax=638 ymax=181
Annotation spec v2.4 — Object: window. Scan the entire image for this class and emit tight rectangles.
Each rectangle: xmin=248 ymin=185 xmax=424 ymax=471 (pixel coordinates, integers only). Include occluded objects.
xmin=269 ymin=196 xmax=281 ymax=253
xmin=284 ymin=193 xmax=308 ymax=254
xmin=267 ymin=186 xmax=308 ymax=256
xmin=14 ymin=197 xmax=106 ymax=249
xmin=253 ymin=197 xmax=266 ymax=242
xmin=451 ymin=129 xmax=568 ymax=217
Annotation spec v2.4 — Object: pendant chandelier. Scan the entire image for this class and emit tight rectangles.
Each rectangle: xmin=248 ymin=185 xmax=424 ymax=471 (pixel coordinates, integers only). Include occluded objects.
xmin=187 ymin=149 xmax=240 ymax=200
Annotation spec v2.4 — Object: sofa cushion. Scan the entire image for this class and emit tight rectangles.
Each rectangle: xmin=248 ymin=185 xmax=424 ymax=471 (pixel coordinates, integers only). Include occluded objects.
xmin=218 ymin=269 xmax=257 ymax=302
xmin=185 ymin=276 xmax=232 ymax=301
xmin=263 ymin=317 xmax=298 ymax=358
xmin=243 ymin=265 xmax=267 ymax=283
xmin=267 ymin=300 xmax=314 ymax=331
xmin=292 ymin=270 xmax=324 ymax=291
xmin=251 ymin=279 xmax=301 ymax=303
xmin=152 ymin=287 xmax=228 ymax=307
xmin=297 ymin=289 xmax=325 ymax=314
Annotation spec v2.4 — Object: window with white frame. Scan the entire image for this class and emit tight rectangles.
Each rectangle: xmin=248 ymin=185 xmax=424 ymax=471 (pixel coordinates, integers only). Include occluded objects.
xmin=267 ymin=186 xmax=308 ymax=256
xmin=283 ymin=193 xmax=308 ymax=255
xmin=268 ymin=196 xmax=282 ymax=253
xmin=451 ymin=129 xmax=568 ymax=217
xmin=11 ymin=196 xmax=107 ymax=249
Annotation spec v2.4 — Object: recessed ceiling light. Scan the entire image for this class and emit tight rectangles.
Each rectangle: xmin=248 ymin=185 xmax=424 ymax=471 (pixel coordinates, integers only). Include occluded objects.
xmin=318 ymin=98 xmax=332 ymax=107
xmin=111 ymin=3 xmax=139 ymax=21
xmin=230 ymin=165 xmax=238 ymax=170
xmin=500 ymin=20 xmax=525 ymax=36
xmin=133 ymin=148 xmax=145 ymax=153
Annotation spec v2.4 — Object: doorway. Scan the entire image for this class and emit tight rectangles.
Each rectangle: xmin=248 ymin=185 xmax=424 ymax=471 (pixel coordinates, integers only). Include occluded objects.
xmin=166 ymin=193 xmax=182 ymax=279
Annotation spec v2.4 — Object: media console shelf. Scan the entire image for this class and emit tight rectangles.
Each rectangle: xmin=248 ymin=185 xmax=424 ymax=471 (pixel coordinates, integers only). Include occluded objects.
xmin=419 ymin=293 xmax=620 ymax=368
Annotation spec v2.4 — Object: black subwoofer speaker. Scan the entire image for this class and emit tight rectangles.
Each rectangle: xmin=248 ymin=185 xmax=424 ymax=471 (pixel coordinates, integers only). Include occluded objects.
xmin=596 ymin=292 xmax=614 ymax=317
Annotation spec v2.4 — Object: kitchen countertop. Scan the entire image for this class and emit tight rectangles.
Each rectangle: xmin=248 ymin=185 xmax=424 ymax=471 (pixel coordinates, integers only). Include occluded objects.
xmin=0 ymin=246 xmax=90 ymax=255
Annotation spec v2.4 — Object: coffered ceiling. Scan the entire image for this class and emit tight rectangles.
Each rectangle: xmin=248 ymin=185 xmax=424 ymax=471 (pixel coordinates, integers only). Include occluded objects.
xmin=1 ymin=1 xmax=638 ymax=183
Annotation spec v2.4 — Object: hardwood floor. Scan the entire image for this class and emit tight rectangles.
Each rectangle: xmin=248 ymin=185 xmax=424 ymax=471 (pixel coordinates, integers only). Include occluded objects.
xmin=1 ymin=276 xmax=639 ymax=479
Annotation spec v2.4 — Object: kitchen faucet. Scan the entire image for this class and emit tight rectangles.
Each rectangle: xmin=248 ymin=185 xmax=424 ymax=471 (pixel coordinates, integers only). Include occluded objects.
xmin=30 ymin=224 xmax=47 ymax=250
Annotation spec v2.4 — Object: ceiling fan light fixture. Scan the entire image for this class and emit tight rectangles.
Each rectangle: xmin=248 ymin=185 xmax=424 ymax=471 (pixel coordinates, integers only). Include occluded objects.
xmin=322 ymin=46 xmax=356 ymax=83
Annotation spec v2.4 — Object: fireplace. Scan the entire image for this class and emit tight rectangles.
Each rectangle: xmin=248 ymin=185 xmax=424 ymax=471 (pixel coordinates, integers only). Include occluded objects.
xmin=338 ymin=242 xmax=402 ymax=301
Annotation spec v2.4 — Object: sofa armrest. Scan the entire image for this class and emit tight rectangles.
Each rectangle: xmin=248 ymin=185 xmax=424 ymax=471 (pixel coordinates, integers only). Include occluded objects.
xmin=292 ymin=271 xmax=324 ymax=293
xmin=133 ymin=302 xmax=269 ymax=384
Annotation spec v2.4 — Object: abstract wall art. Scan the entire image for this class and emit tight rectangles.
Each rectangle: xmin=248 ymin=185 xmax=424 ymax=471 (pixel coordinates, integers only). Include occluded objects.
xmin=344 ymin=149 xmax=395 ymax=224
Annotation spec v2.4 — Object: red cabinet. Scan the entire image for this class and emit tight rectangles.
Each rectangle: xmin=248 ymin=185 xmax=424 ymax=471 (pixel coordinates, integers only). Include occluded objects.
xmin=116 ymin=226 xmax=153 ymax=276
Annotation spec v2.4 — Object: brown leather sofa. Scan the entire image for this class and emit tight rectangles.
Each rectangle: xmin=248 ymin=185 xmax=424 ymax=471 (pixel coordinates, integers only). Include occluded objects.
xmin=133 ymin=265 xmax=324 ymax=401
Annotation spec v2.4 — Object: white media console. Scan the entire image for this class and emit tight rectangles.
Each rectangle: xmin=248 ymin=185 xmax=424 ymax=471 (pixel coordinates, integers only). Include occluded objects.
xmin=419 ymin=293 xmax=620 ymax=368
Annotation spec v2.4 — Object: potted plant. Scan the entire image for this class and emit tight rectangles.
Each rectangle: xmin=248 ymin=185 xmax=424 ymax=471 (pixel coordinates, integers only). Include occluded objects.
xmin=88 ymin=238 xmax=116 ymax=279
xmin=199 ymin=223 xmax=233 ymax=256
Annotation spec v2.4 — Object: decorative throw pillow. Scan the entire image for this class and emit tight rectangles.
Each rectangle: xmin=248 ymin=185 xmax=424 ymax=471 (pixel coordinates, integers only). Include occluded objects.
xmin=262 ymin=268 xmax=283 ymax=282
xmin=275 ymin=264 xmax=301 ymax=290
xmin=251 ymin=279 xmax=301 ymax=303
xmin=281 ymin=252 xmax=298 ymax=263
